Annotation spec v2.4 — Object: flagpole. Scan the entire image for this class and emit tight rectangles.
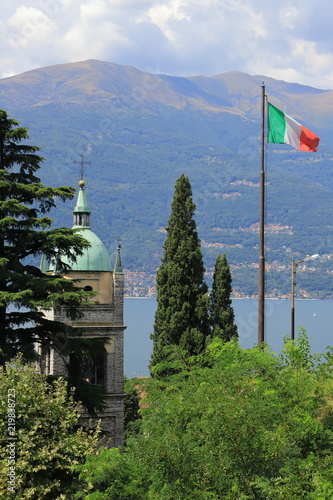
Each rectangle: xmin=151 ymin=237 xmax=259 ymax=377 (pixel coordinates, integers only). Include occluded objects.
xmin=258 ymin=83 xmax=266 ymax=344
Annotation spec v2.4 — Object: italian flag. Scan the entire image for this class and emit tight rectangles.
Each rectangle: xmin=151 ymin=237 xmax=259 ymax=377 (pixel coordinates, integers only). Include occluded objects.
xmin=267 ymin=102 xmax=320 ymax=152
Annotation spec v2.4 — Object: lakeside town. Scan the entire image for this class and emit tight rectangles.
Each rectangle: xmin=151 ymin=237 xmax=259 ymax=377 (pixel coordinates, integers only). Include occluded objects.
xmin=124 ymin=254 xmax=333 ymax=299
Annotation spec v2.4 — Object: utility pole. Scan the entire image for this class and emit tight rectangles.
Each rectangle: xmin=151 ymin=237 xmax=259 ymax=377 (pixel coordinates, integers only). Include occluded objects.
xmin=291 ymin=259 xmax=297 ymax=341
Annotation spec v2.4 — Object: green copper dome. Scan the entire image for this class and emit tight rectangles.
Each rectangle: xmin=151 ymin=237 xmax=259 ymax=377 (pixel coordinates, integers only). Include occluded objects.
xmin=68 ymin=180 xmax=111 ymax=271
xmin=61 ymin=228 xmax=112 ymax=271
xmin=41 ymin=179 xmax=112 ymax=273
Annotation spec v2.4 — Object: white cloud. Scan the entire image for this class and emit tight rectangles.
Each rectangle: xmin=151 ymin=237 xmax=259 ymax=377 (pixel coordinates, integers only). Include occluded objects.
xmin=1 ymin=0 xmax=333 ymax=89
xmin=136 ymin=1 xmax=190 ymax=43
xmin=61 ymin=21 xmax=131 ymax=63
xmin=7 ymin=6 xmax=54 ymax=49
xmin=279 ymin=6 xmax=303 ymax=31
xmin=59 ymin=0 xmax=132 ymax=63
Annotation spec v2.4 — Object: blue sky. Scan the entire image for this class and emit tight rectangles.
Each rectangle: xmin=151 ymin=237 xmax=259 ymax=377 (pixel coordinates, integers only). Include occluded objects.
xmin=1 ymin=0 xmax=333 ymax=89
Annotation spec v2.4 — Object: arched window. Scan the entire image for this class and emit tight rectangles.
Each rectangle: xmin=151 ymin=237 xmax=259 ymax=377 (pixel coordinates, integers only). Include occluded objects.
xmin=69 ymin=353 xmax=106 ymax=388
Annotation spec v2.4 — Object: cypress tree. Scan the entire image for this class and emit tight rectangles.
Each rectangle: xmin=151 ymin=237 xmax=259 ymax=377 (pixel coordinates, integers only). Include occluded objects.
xmin=150 ymin=174 xmax=209 ymax=373
xmin=210 ymin=253 xmax=238 ymax=342
xmin=0 ymin=109 xmax=91 ymax=364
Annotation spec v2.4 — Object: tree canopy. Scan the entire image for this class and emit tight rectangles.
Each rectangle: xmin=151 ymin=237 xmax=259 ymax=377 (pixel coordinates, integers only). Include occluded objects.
xmin=210 ymin=253 xmax=238 ymax=341
xmin=0 ymin=109 xmax=91 ymax=364
xmin=150 ymin=173 xmax=210 ymax=376
xmin=0 ymin=357 xmax=99 ymax=498
xmin=76 ymin=332 xmax=333 ymax=499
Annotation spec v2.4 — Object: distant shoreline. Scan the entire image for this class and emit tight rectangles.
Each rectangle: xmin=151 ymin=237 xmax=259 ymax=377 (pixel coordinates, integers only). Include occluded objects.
xmin=125 ymin=296 xmax=156 ymax=299
xmin=125 ymin=296 xmax=333 ymax=300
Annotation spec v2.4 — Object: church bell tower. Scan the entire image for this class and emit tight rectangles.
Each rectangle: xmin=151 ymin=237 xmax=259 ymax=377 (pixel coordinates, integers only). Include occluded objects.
xmin=39 ymin=177 xmax=125 ymax=447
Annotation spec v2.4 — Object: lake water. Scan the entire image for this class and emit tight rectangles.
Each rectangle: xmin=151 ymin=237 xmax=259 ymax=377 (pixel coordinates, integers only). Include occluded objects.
xmin=124 ymin=298 xmax=333 ymax=377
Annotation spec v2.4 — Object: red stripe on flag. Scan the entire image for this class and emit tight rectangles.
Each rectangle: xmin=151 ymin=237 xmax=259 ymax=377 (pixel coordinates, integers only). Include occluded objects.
xmin=299 ymin=126 xmax=320 ymax=152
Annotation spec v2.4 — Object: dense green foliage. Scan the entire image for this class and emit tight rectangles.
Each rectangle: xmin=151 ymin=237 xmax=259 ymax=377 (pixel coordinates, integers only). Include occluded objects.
xmin=0 ymin=109 xmax=92 ymax=364
xmin=210 ymin=253 xmax=238 ymax=341
xmin=0 ymin=357 xmax=99 ymax=498
xmin=124 ymin=377 xmax=142 ymax=439
xmin=76 ymin=332 xmax=333 ymax=499
xmin=150 ymin=174 xmax=210 ymax=375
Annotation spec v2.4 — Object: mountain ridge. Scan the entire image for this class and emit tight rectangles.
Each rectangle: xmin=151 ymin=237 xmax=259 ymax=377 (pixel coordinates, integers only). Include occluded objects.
xmin=1 ymin=59 xmax=331 ymax=125
xmin=0 ymin=59 xmax=332 ymax=297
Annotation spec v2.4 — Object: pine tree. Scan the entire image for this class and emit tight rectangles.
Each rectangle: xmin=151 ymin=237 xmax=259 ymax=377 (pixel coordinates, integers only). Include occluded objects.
xmin=210 ymin=254 xmax=238 ymax=342
xmin=150 ymin=174 xmax=209 ymax=374
xmin=0 ymin=109 xmax=91 ymax=364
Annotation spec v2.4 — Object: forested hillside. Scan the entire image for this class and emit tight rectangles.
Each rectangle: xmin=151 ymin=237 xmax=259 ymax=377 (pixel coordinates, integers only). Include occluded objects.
xmin=0 ymin=59 xmax=332 ymax=296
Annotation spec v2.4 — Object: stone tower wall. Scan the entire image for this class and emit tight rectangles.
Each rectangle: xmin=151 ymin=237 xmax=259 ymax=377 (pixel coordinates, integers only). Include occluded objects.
xmin=113 ymin=273 xmax=124 ymax=324
xmin=38 ymin=271 xmax=126 ymax=448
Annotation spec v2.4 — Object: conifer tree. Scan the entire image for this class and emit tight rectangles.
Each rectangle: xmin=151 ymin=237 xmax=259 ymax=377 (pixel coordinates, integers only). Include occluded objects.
xmin=210 ymin=253 xmax=238 ymax=342
xmin=0 ymin=109 xmax=91 ymax=364
xmin=150 ymin=174 xmax=209 ymax=373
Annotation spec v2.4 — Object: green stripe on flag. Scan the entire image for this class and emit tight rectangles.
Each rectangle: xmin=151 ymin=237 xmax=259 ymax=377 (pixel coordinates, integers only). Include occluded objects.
xmin=267 ymin=103 xmax=286 ymax=143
